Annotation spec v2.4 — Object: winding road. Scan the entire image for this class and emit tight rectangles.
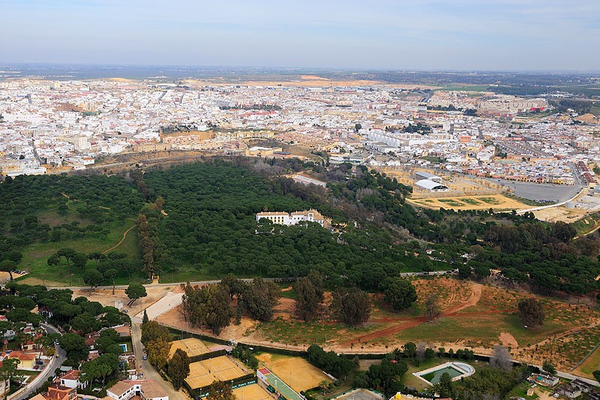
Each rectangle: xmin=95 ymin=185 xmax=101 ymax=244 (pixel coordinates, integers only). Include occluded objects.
xmin=10 ymin=323 xmax=66 ymax=400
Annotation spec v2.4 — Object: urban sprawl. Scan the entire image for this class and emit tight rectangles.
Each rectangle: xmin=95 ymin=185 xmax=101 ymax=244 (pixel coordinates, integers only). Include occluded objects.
xmin=1 ymin=78 xmax=599 ymax=188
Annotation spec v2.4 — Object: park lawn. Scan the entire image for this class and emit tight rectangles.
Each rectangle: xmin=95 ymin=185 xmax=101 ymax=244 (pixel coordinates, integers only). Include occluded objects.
xmin=17 ymin=219 xmax=138 ymax=286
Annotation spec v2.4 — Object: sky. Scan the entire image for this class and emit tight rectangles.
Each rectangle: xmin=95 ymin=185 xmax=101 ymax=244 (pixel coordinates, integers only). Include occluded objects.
xmin=1 ymin=0 xmax=599 ymax=71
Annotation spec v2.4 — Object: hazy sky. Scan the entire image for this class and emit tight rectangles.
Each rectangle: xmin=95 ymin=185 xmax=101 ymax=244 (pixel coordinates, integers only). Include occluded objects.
xmin=1 ymin=0 xmax=599 ymax=71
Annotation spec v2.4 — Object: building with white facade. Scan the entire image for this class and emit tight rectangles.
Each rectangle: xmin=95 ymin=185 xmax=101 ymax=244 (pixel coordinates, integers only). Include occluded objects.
xmin=106 ymin=380 xmax=168 ymax=400
xmin=256 ymin=209 xmax=326 ymax=227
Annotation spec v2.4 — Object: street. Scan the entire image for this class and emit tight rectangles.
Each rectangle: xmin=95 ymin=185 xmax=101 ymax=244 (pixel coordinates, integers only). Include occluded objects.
xmin=130 ymin=317 xmax=188 ymax=400
xmin=11 ymin=323 xmax=66 ymax=400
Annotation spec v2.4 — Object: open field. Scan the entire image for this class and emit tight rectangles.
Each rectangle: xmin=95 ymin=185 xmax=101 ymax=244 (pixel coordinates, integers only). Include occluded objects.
xmin=256 ymin=353 xmax=332 ymax=392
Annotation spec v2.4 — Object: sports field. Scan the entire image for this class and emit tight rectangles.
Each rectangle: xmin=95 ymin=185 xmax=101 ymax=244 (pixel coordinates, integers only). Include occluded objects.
xmin=169 ymin=338 xmax=210 ymax=359
xmin=232 ymin=384 xmax=272 ymax=400
xmin=185 ymin=356 xmax=249 ymax=389
xmin=256 ymin=353 xmax=332 ymax=392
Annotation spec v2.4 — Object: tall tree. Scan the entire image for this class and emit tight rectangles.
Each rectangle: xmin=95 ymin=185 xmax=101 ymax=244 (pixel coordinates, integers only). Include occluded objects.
xmin=0 ymin=358 xmax=21 ymax=400
xmin=141 ymin=321 xmax=170 ymax=345
xmin=294 ymin=276 xmax=323 ymax=321
xmin=126 ymin=284 xmax=148 ymax=301
xmin=517 ymin=297 xmax=546 ymax=328
xmin=435 ymin=372 xmax=453 ymax=398
xmin=379 ymin=277 xmax=417 ymax=311
xmin=83 ymin=269 xmax=104 ymax=290
xmin=424 ymin=294 xmax=442 ymax=321
xmin=204 ymin=285 xmax=233 ymax=335
xmin=241 ymin=278 xmax=280 ymax=322
xmin=332 ymin=288 xmax=371 ymax=326
xmin=0 ymin=260 xmax=17 ymax=282
xmin=167 ymin=349 xmax=191 ymax=390
xmin=59 ymin=333 xmax=89 ymax=362
xmin=147 ymin=337 xmax=171 ymax=369
xmin=207 ymin=380 xmax=235 ymax=400
xmin=517 ymin=298 xmax=544 ymax=327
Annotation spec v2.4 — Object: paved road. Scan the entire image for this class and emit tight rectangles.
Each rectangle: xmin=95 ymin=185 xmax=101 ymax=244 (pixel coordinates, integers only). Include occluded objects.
xmin=11 ymin=323 xmax=66 ymax=400
xmin=130 ymin=317 xmax=188 ymax=400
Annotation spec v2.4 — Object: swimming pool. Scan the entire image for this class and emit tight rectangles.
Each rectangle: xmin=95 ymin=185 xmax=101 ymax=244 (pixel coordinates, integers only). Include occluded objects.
xmin=414 ymin=362 xmax=475 ymax=386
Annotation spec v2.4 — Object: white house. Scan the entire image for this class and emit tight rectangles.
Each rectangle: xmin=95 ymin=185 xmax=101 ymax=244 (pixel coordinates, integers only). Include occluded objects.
xmin=59 ymin=369 xmax=87 ymax=389
xmin=107 ymin=380 xmax=168 ymax=400
xmin=256 ymin=209 xmax=326 ymax=227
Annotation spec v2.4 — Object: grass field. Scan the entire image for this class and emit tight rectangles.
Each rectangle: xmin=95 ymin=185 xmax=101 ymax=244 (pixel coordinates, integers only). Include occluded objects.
xmin=16 ymin=218 xmax=141 ymax=286
xmin=256 ymin=353 xmax=332 ymax=392
xmin=575 ymin=342 xmax=600 ymax=377
xmin=256 ymin=317 xmax=381 ymax=347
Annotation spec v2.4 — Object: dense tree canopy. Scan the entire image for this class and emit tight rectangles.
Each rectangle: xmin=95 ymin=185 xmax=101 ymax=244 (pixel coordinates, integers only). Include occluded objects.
xmin=518 ymin=298 xmax=545 ymax=327
xmin=379 ymin=277 xmax=417 ymax=311
xmin=332 ymin=287 xmax=371 ymax=326
xmin=167 ymin=349 xmax=191 ymax=390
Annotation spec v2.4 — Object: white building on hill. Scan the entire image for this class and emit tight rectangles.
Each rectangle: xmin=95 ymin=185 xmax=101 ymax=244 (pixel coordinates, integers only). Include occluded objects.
xmin=256 ymin=209 xmax=326 ymax=227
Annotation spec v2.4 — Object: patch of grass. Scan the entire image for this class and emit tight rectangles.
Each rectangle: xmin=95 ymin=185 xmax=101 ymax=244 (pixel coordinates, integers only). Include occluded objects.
xmin=477 ymin=197 xmax=501 ymax=205
xmin=506 ymin=382 xmax=538 ymax=400
xmin=572 ymin=212 xmax=600 ymax=235
xmin=578 ymin=342 xmax=600 ymax=375
xmin=503 ymin=192 xmax=554 ymax=207
xmin=438 ymin=199 xmax=465 ymax=207
xmin=17 ymin=219 xmax=140 ymax=286
xmin=158 ymin=266 xmax=221 ymax=284
xmin=279 ymin=287 xmax=297 ymax=300
xmin=403 ymin=357 xmax=453 ymax=390
xmin=256 ymin=317 xmax=378 ymax=347
xmin=459 ymin=198 xmax=481 ymax=205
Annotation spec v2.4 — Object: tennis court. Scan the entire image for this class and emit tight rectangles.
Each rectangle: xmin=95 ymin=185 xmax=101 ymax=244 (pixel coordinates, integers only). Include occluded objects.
xmin=169 ymin=338 xmax=211 ymax=359
xmin=257 ymin=353 xmax=332 ymax=392
xmin=232 ymin=384 xmax=272 ymax=400
xmin=185 ymin=356 xmax=249 ymax=389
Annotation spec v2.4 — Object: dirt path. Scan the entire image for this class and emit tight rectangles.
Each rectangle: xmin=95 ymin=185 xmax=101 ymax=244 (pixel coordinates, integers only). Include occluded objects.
xmin=340 ymin=283 xmax=483 ymax=346
xmin=443 ymin=283 xmax=482 ymax=315
xmin=102 ymin=224 xmax=136 ymax=254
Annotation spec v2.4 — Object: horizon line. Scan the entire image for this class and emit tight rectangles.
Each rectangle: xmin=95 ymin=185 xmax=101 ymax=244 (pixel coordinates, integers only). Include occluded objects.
xmin=2 ymin=62 xmax=600 ymax=75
